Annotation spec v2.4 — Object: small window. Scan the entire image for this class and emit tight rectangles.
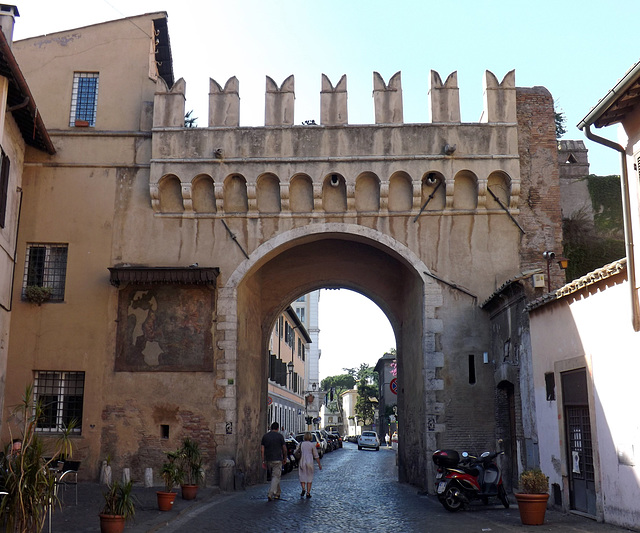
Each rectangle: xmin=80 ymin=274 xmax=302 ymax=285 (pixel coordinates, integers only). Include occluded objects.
xmin=468 ymin=354 xmax=476 ymax=384
xmin=22 ymin=244 xmax=68 ymax=302
xmin=34 ymin=371 xmax=84 ymax=433
xmin=545 ymin=372 xmax=556 ymax=401
xmin=70 ymin=72 xmax=99 ymax=127
xmin=0 ymin=149 xmax=10 ymax=228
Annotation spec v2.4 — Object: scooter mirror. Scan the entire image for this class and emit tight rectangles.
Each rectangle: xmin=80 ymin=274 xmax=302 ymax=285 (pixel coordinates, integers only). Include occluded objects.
xmin=462 ymin=451 xmax=469 ymax=458
xmin=481 ymin=451 xmax=490 ymax=458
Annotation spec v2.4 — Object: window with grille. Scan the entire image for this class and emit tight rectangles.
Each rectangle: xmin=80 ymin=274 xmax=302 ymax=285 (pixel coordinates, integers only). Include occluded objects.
xmin=23 ymin=243 xmax=68 ymax=302
xmin=0 ymin=149 xmax=9 ymax=228
xmin=69 ymin=72 xmax=99 ymax=127
xmin=34 ymin=371 xmax=84 ymax=433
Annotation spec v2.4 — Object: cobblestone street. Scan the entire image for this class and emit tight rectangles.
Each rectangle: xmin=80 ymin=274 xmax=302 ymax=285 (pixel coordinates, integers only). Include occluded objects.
xmin=155 ymin=443 xmax=633 ymax=533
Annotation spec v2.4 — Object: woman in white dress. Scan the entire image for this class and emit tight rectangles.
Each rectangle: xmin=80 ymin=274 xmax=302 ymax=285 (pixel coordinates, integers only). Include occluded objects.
xmin=297 ymin=432 xmax=322 ymax=498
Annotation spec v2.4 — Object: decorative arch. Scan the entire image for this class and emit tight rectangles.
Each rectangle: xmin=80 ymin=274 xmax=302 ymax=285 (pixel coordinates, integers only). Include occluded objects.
xmin=256 ymin=173 xmax=281 ymax=213
xmin=158 ymin=174 xmax=184 ymax=213
xmin=486 ymin=171 xmax=511 ymax=209
xmin=355 ymin=172 xmax=381 ymax=212
xmin=223 ymin=174 xmax=249 ymax=213
xmin=388 ymin=171 xmax=413 ymax=212
xmin=453 ymin=170 xmax=478 ymax=210
xmin=289 ymin=174 xmax=314 ymax=213
xmin=192 ymin=174 xmax=216 ymax=213
xmin=420 ymin=171 xmax=446 ymax=211
xmin=322 ymin=173 xmax=347 ymax=213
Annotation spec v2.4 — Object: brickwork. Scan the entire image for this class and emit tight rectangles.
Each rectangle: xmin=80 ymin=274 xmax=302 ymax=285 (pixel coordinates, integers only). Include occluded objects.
xmin=516 ymin=87 xmax=564 ymax=293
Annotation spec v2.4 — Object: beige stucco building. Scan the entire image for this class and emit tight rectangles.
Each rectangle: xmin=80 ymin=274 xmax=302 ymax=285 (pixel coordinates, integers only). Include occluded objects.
xmin=2 ymin=9 xmax=565 ymax=491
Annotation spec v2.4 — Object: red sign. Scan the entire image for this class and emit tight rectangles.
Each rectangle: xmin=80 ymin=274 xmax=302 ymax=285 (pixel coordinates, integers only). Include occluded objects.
xmin=390 ymin=378 xmax=398 ymax=395
xmin=267 ymin=396 xmax=273 ymax=405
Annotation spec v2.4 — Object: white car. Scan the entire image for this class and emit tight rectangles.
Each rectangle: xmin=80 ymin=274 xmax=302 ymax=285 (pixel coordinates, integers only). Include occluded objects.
xmin=357 ymin=431 xmax=380 ymax=451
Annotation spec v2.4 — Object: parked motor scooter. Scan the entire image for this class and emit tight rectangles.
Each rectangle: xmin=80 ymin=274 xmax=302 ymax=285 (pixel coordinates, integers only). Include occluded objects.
xmin=432 ymin=448 xmax=509 ymax=512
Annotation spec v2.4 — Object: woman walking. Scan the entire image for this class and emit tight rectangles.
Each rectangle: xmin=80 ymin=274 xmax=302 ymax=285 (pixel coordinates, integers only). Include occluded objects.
xmin=297 ymin=432 xmax=322 ymax=498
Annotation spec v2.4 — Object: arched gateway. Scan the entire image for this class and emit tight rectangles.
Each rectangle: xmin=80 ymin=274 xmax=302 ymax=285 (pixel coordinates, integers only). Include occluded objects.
xmin=220 ymin=224 xmax=440 ymax=485
xmin=5 ymin=15 xmax=564 ymax=495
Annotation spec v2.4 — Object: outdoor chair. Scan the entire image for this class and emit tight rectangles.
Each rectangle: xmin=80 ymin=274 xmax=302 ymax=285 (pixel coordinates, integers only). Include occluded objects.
xmin=55 ymin=460 xmax=80 ymax=505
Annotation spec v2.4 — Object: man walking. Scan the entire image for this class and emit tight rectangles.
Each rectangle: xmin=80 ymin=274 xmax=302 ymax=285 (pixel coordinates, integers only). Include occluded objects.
xmin=261 ymin=421 xmax=287 ymax=501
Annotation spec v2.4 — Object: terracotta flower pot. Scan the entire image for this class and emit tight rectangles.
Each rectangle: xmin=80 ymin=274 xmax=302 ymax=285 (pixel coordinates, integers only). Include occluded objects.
xmin=181 ymin=484 xmax=198 ymax=500
xmin=156 ymin=490 xmax=177 ymax=511
xmin=515 ymin=493 xmax=549 ymax=525
xmin=99 ymin=513 xmax=125 ymax=533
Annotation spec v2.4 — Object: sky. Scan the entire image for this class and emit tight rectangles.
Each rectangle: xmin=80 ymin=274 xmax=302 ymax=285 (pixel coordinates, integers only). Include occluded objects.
xmin=10 ymin=0 xmax=640 ymax=377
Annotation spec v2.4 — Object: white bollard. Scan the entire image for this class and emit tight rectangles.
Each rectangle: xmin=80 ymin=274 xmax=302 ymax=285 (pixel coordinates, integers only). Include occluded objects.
xmin=122 ymin=468 xmax=130 ymax=484
xmin=144 ymin=467 xmax=154 ymax=488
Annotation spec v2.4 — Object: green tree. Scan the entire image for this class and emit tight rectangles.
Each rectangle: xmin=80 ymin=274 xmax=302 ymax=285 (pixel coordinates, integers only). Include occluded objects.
xmin=555 ymin=108 xmax=567 ymax=139
xmin=344 ymin=363 xmax=379 ymax=427
xmin=321 ymin=374 xmax=356 ymax=430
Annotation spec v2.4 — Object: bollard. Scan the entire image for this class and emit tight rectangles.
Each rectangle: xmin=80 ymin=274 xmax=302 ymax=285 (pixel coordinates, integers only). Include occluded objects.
xmin=122 ymin=468 xmax=130 ymax=484
xmin=218 ymin=459 xmax=235 ymax=491
xmin=100 ymin=461 xmax=112 ymax=485
xmin=144 ymin=467 xmax=154 ymax=488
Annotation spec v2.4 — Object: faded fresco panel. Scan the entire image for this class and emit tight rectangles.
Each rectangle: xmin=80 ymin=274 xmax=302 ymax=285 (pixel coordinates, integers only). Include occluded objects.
xmin=115 ymin=285 xmax=214 ymax=371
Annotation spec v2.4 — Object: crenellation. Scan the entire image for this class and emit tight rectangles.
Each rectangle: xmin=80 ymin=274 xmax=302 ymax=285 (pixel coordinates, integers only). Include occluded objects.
xmin=320 ymin=74 xmax=348 ymax=126
xmin=209 ymin=77 xmax=240 ymax=127
xmin=482 ymin=70 xmax=516 ymax=124
xmin=373 ymin=71 xmax=403 ymax=124
xmin=429 ymin=70 xmax=461 ymax=123
xmin=265 ymin=75 xmax=295 ymax=126
xmin=153 ymin=77 xmax=186 ymax=128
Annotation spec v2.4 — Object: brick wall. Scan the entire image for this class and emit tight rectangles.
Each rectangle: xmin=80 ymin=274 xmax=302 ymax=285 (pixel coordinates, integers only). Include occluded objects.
xmin=516 ymin=87 xmax=565 ymax=293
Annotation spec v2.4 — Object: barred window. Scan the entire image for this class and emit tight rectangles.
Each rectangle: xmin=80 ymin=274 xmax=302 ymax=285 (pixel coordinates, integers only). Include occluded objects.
xmin=69 ymin=72 xmax=99 ymax=127
xmin=23 ymin=243 xmax=68 ymax=302
xmin=34 ymin=371 xmax=84 ymax=433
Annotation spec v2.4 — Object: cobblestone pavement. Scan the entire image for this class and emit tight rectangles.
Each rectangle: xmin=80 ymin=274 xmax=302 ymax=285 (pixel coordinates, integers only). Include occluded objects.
xmin=153 ymin=443 xmax=635 ymax=533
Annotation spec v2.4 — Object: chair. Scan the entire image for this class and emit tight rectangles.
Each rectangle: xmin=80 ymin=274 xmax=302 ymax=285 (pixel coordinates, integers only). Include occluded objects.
xmin=55 ymin=460 xmax=80 ymax=505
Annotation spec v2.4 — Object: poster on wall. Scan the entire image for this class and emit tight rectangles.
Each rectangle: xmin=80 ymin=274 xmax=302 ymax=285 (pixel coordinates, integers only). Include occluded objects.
xmin=115 ymin=284 xmax=214 ymax=371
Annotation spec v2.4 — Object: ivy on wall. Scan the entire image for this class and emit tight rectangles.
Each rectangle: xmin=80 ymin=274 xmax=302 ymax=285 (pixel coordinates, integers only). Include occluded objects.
xmin=562 ymin=174 xmax=625 ymax=281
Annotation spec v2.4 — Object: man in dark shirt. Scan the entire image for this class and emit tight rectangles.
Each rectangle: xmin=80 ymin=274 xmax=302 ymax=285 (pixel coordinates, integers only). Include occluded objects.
xmin=260 ymin=421 xmax=287 ymax=500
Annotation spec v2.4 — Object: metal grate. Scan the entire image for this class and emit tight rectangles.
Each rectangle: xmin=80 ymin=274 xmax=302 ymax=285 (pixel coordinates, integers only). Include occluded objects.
xmin=69 ymin=72 xmax=99 ymax=126
xmin=23 ymin=244 xmax=68 ymax=301
xmin=34 ymin=371 xmax=84 ymax=433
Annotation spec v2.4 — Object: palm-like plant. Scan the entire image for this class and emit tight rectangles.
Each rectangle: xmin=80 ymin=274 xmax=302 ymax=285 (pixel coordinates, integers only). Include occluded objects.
xmin=161 ymin=451 xmax=183 ymax=493
xmin=179 ymin=438 xmax=204 ymax=486
xmin=101 ymin=480 xmax=136 ymax=519
xmin=0 ymin=384 xmax=76 ymax=532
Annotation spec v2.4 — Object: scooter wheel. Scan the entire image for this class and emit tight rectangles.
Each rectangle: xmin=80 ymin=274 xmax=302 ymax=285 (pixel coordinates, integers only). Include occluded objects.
xmin=440 ymin=486 xmax=463 ymax=512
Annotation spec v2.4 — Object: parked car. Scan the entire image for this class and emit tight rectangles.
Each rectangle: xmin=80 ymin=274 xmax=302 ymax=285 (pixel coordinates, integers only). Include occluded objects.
xmin=326 ymin=433 xmax=341 ymax=450
xmin=329 ymin=431 xmax=343 ymax=448
xmin=358 ymin=431 xmax=380 ymax=451
xmin=313 ymin=430 xmax=328 ymax=454
xmin=295 ymin=433 xmax=323 ymax=458
xmin=319 ymin=430 xmax=336 ymax=452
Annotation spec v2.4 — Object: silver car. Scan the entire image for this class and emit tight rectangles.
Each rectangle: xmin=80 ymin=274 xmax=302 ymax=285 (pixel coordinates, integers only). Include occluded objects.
xmin=357 ymin=430 xmax=380 ymax=451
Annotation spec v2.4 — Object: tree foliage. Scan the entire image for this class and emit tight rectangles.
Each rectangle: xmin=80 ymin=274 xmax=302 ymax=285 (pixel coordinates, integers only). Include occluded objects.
xmin=555 ymin=108 xmax=567 ymax=139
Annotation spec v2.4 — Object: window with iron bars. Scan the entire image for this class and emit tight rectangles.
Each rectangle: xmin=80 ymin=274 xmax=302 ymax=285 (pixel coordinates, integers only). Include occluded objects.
xmin=69 ymin=72 xmax=99 ymax=127
xmin=22 ymin=243 xmax=68 ymax=302
xmin=33 ymin=371 xmax=84 ymax=433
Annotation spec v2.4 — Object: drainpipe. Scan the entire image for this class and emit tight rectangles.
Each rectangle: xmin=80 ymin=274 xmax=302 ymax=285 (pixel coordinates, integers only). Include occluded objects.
xmin=583 ymin=124 xmax=640 ymax=331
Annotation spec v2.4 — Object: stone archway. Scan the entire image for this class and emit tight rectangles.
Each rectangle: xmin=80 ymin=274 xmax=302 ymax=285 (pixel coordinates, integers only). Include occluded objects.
xmin=217 ymin=224 xmax=441 ymax=487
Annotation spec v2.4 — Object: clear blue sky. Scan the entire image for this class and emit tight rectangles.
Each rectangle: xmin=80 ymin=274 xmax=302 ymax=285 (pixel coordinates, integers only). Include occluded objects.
xmin=12 ymin=0 xmax=637 ymax=377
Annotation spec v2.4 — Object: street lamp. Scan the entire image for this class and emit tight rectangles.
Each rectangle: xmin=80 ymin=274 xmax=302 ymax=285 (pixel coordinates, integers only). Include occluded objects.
xmin=542 ymin=251 xmax=555 ymax=292
xmin=287 ymin=360 xmax=294 ymax=389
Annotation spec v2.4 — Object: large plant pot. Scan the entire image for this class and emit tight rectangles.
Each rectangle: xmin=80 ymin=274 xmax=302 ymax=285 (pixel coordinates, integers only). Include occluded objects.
xmin=99 ymin=514 xmax=125 ymax=533
xmin=156 ymin=491 xmax=177 ymax=511
xmin=181 ymin=484 xmax=198 ymax=500
xmin=515 ymin=493 xmax=549 ymax=525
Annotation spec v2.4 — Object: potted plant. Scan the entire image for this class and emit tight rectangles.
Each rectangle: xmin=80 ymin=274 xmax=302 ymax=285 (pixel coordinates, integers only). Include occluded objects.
xmin=0 ymin=384 xmax=76 ymax=532
xmin=99 ymin=480 xmax=135 ymax=533
xmin=178 ymin=437 xmax=204 ymax=500
xmin=24 ymin=285 xmax=53 ymax=305
xmin=514 ymin=468 xmax=550 ymax=525
xmin=157 ymin=450 xmax=183 ymax=511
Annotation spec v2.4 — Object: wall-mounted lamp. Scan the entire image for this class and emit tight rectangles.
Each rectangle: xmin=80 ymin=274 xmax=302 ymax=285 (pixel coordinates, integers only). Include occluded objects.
xmin=557 ymin=257 xmax=569 ymax=270
xmin=542 ymin=251 xmax=555 ymax=292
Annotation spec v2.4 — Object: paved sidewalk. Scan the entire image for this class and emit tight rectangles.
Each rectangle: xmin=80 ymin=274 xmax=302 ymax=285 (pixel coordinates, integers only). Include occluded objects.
xmin=49 ymin=482 xmax=221 ymax=532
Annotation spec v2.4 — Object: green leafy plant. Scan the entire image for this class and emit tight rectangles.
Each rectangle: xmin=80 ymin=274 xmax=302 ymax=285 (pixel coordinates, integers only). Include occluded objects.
xmin=0 ymin=384 xmax=76 ymax=532
xmin=161 ymin=450 xmax=183 ymax=492
xmin=24 ymin=285 xmax=53 ymax=305
xmin=518 ymin=469 xmax=549 ymax=494
xmin=101 ymin=480 xmax=136 ymax=519
xmin=178 ymin=438 xmax=204 ymax=486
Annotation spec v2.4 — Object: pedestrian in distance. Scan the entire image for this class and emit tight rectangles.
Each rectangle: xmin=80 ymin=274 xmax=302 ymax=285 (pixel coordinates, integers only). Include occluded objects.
xmin=297 ymin=431 xmax=322 ymax=498
xmin=260 ymin=421 xmax=287 ymax=501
